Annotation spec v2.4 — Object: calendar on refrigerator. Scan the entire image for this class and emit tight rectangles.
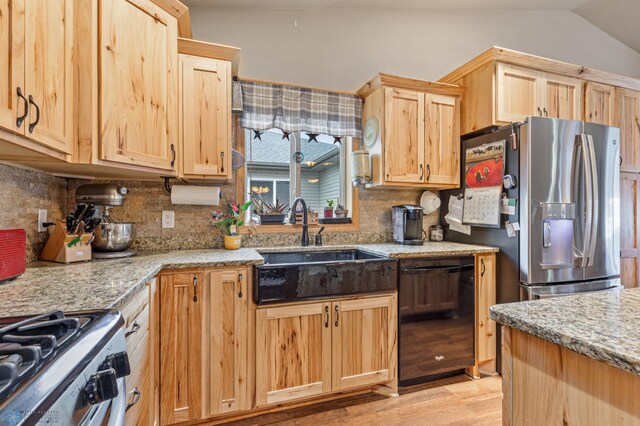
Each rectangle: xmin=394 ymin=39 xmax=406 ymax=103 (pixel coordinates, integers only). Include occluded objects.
xmin=462 ymin=186 xmax=502 ymax=227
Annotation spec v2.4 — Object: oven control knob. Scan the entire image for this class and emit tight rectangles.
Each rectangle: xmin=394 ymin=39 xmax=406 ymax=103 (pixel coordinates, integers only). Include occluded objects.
xmin=85 ymin=368 xmax=118 ymax=405
xmin=101 ymin=351 xmax=131 ymax=378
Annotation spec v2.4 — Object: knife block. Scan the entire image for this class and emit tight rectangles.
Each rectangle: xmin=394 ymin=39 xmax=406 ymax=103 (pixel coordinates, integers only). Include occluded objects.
xmin=40 ymin=221 xmax=93 ymax=264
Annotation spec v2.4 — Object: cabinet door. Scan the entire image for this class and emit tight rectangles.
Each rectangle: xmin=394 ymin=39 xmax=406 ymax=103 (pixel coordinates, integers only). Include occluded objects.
xmin=621 ymin=173 xmax=640 ymax=289
xmin=100 ymin=0 xmax=178 ymax=171
xmin=181 ymin=55 xmax=231 ymax=178
xmin=256 ymin=302 xmax=332 ymax=406
xmin=23 ymin=0 xmax=73 ymax=153
xmin=205 ymin=270 xmax=248 ymax=416
xmin=384 ymin=88 xmax=425 ymax=183
xmin=475 ymin=254 xmax=496 ymax=362
xmin=496 ymin=63 xmax=543 ymax=122
xmin=0 ymin=0 xmax=24 ymax=134
xmin=331 ymin=295 xmax=397 ymax=391
xmin=160 ymin=272 xmax=204 ymax=425
xmin=424 ymin=93 xmax=460 ymax=186
xmin=616 ymin=88 xmax=640 ymax=173
xmin=542 ymin=73 xmax=581 ymax=120
xmin=584 ymin=81 xmax=615 ymax=126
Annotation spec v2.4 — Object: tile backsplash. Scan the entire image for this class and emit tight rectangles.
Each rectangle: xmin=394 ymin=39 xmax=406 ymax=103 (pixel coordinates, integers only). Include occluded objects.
xmin=0 ymin=161 xmax=439 ymax=263
xmin=0 ymin=164 xmax=68 ymax=263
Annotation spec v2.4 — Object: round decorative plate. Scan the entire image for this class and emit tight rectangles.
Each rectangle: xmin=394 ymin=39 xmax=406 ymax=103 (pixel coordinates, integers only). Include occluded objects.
xmin=363 ymin=117 xmax=379 ymax=150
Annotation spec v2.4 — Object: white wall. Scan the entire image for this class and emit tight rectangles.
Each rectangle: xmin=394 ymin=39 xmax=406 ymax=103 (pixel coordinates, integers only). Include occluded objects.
xmin=190 ymin=8 xmax=640 ymax=92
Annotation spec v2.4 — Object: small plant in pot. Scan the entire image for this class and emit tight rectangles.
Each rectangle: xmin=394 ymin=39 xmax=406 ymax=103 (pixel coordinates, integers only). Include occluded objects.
xmin=212 ymin=200 xmax=252 ymax=250
xmin=324 ymin=199 xmax=335 ymax=218
xmin=251 ymin=195 xmax=289 ymax=225
xmin=335 ymin=200 xmax=349 ymax=218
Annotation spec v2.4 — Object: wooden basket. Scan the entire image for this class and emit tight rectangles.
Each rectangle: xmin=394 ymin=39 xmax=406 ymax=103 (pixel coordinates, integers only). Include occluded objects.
xmin=40 ymin=221 xmax=93 ymax=264
xmin=295 ymin=211 xmax=319 ymax=225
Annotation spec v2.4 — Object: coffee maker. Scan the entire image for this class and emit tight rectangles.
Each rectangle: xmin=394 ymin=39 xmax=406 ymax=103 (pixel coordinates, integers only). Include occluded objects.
xmin=392 ymin=205 xmax=424 ymax=245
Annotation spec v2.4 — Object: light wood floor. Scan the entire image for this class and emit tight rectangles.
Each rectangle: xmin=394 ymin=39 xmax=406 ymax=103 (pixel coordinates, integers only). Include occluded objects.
xmin=229 ymin=376 xmax=502 ymax=425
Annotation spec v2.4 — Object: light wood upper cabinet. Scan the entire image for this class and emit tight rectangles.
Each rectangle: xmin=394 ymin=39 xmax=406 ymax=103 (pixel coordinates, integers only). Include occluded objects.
xmin=584 ymin=81 xmax=615 ymax=126
xmin=0 ymin=0 xmax=73 ymax=154
xmin=543 ymin=74 xmax=582 ymax=120
xmin=496 ymin=63 xmax=541 ymax=122
xmin=616 ymin=88 xmax=640 ymax=173
xmin=204 ymin=270 xmax=249 ymax=416
xmin=360 ymin=74 xmax=462 ymax=189
xmin=159 ymin=271 xmax=204 ymax=425
xmin=0 ymin=0 xmax=24 ymax=135
xmin=23 ymin=0 xmax=73 ymax=154
xmin=180 ymin=55 xmax=231 ymax=178
xmin=383 ymin=88 xmax=424 ymax=183
xmin=496 ymin=63 xmax=581 ymax=123
xmin=255 ymin=301 xmax=332 ymax=406
xmin=99 ymin=0 xmax=178 ymax=171
xmin=331 ymin=295 xmax=397 ymax=391
xmin=424 ymin=93 xmax=460 ymax=186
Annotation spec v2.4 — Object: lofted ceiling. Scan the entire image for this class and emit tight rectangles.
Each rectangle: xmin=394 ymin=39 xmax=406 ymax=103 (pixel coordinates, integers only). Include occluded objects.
xmin=182 ymin=0 xmax=640 ymax=53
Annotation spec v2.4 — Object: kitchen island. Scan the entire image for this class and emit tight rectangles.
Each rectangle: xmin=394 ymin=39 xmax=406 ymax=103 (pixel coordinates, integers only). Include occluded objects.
xmin=491 ymin=288 xmax=640 ymax=425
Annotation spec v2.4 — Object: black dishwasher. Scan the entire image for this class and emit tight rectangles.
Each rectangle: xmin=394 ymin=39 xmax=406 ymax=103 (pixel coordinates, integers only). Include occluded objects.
xmin=399 ymin=257 xmax=475 ymax=386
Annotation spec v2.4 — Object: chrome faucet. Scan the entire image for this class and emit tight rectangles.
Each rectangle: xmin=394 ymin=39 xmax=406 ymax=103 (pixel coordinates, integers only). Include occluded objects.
xmin=290 ymin=197 xmax=310 ymax=246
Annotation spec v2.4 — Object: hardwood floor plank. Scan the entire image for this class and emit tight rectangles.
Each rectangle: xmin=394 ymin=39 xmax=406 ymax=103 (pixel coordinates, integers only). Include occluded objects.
xmin=226 ymin=376 xmax=502 ymax=426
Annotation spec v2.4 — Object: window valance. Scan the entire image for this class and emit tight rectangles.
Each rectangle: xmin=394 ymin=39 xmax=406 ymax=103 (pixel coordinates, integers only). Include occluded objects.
xmin=237 ymin=80 xmax=362 ymax=138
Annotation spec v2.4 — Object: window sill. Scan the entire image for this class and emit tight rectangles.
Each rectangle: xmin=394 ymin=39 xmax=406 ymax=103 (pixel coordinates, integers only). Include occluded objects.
xmin=239 ymin=222 xmax=359 ymax=234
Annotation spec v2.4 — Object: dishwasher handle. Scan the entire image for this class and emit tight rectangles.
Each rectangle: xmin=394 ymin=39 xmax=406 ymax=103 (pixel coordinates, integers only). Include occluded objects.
xmin=401 ymin=264 xmax=474 ymax=274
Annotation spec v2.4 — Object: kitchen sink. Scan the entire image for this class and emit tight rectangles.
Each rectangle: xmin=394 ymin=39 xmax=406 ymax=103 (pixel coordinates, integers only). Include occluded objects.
xmin=254 ymin=249 xmax=398 ymax=304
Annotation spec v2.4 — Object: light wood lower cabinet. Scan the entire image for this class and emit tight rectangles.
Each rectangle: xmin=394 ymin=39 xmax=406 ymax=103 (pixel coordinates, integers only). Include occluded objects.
xmin=256 ymin=293 xmax=397 ymax=407
xmin=331 ymin=296 xmax=397 ymax=391
xmin=475 ymin=253 xmax=496 ymax=364
xmin=158 ymin=267 xmax=250 ymax=425
xmin=120 ymin=278 xmax=157 ymax=426
xmin=159 ymin=271 xmax=204 ymax=425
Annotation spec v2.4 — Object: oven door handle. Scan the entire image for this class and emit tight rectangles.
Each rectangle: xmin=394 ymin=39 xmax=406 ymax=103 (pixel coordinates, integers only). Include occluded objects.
xmin=107 ymin=378 xmax=126 ymax=426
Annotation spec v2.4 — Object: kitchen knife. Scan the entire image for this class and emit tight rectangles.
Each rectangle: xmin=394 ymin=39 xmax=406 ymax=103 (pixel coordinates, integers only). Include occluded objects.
xmin=66 ymin=213 xmax=76 ymax=233
xmin=84 ymin=218 xmax=102 ymax=233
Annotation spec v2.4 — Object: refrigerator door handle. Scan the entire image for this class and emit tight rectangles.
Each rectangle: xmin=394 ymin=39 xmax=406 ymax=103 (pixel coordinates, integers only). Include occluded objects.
xmin=585 ymin=135 xmax=599 ymax=267
xmin=574 ymin=134 xmax=593 ymax=268
xmin=542 ymin=220 xmax=551 ymax=248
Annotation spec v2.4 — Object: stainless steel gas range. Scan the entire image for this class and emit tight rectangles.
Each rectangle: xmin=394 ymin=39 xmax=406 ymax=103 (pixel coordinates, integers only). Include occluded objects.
xmin=0 ymin=310 xmax=130 ymax=425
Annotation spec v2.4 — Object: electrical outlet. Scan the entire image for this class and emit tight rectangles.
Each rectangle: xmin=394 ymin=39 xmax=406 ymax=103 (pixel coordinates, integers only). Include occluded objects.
xmin=37 ymin=209 xmax=48 ymax=232
xmin=162 ymin=210 xmax=175 ymax=229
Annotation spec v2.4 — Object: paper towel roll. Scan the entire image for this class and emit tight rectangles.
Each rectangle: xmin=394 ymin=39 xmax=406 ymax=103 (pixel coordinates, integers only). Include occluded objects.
xmin=170 ymin=185 xmax=220 ymax=206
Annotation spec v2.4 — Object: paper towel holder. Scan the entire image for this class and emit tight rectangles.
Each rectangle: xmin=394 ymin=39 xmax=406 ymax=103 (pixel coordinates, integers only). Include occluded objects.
xmin=162 ymin=176 xmax=223 ymax=199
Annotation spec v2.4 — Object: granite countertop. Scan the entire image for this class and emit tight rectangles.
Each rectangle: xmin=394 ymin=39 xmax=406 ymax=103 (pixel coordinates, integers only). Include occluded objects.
xmin=490 ymin=288 xmax=640 ymax=376
xmin=0 ymin=241 xmax=496 ymax=317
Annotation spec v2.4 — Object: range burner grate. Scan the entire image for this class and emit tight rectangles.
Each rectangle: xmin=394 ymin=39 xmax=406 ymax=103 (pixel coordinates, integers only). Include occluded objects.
xmin=0 ymin=311 xmax=91 ymax=401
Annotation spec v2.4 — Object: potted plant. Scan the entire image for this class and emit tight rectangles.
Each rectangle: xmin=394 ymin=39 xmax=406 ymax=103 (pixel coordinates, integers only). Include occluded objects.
xmin=212 ymin=200 xmax=252 ymax=250
xmin=324 ymin=199 xmax=335 ymax=218
xmin=335 ymin=200 xmax=349 ymax=218
xmin=251 ymin=195 xmax=288 ymax=225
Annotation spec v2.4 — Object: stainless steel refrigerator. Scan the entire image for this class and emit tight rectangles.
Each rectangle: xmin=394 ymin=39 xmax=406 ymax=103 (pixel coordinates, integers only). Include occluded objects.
xmin=441 ymin=117 xmax=621 ymax=367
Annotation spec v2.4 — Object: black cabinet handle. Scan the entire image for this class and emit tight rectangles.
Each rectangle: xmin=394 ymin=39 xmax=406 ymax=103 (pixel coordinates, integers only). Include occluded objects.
xmin=480 ymin=258 xmax=486 ymax=277
xmin=16 ymin=87 xmax=28 ymax=128
xmin=220 ymin=151 xmax=225 ymax=173
xmin=543 ymin=107 xmax=548 ymax=117
xmin=28 ymin=95 xmax=40 ymax=134
xmin=537 ymin=107 xmax=542 ymax=116
xmin=193 ymin=275 xmax=198 ymax=302
xmin=334 ymin=304 xmax=339 ymax=327
xmin=170 ymin=144 xmax=176 ymax=168
xmin=125 ymin=321 xmax=140 ymax=337
xmin=126 ymin=387 xmax=141 ymax=411
xmin=419 ymin=164 xmax=424 ymax=180
xmin=324 ymin=305 xmax=329 ymax=328
xmin=238 ymin=273 xmax=243 ymax=298
xmin=620 ymin=156 xmax=623 ymax=167
xmin=426 ymin=164 xmax=431 ymax=181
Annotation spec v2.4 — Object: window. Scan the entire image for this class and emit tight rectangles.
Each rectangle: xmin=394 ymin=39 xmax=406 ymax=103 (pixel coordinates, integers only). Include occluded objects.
xmin=245 ymin=128 xmax=351 ymax=225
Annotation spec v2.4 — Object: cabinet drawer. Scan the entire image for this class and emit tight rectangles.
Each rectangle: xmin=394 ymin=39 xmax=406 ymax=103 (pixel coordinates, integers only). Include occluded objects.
xmin=126 ymin=330 xmax=150 ymax=426
xmin=121 ymin=286 xmax=151 ymax=354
